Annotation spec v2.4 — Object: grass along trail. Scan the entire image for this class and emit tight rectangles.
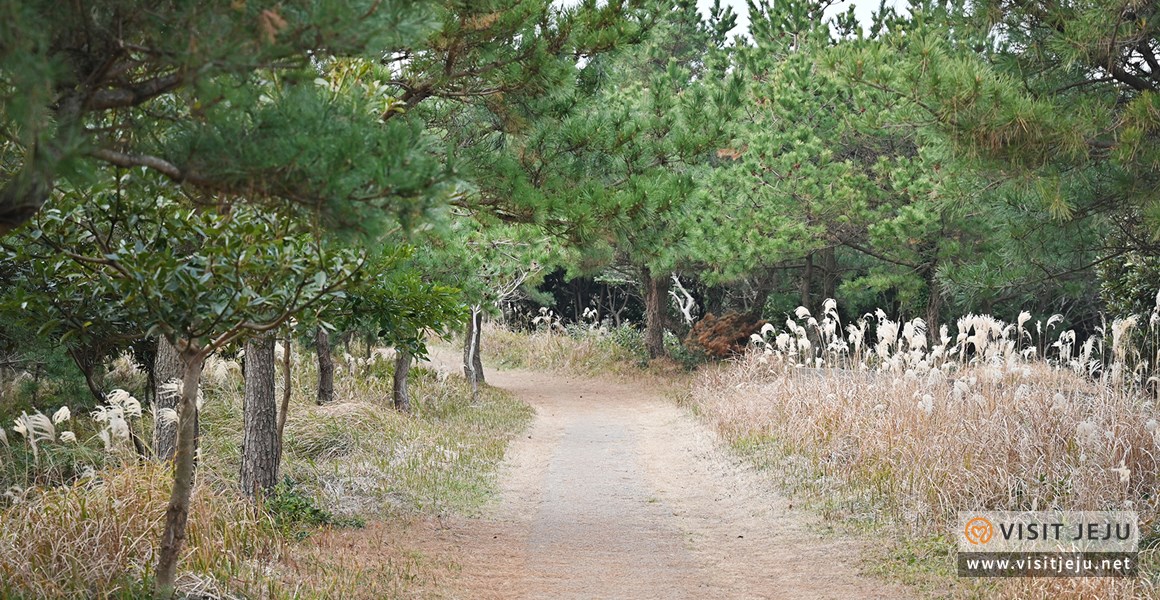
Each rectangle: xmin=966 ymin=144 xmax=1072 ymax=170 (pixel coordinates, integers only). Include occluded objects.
xmin=416 ymin=348 xmax=909 ymax=599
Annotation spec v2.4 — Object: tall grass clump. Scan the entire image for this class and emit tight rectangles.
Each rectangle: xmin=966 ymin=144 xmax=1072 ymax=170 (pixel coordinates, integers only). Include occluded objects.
xmin=693 ymin=299 xmax=1160 ymax=599
xmin=484 ymin=309 xmax=651 ymax=375
xmin=0 ymin=462 xmax=275 ymax=599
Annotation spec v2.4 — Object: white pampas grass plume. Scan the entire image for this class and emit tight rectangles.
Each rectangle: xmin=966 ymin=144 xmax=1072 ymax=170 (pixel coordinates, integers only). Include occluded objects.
xmin=155 ymin=408 xmax=179 ymax=427
xmin=159 ymin=378 xmax=203 ymax=410
xmin=918 ymin=394 xmax=934 ymax=415
xmin=1076 ymin=421 xmax=1100 ymax=446
xmin=106 ymin=389 xmax=142 ymax=418
xmin=15 ymin=412 xmax=53 ymax=443
xmin=108 ymin=416 xmax=130 ymax=440
xmin=1111 ymin=461 xmax=1131 ymax=485
xmin=90 ymin=404 xmax=121 ymax=423
xmin=59 ymin=431 xmax=77 ymax=443
xmin=159 ymin=379 xmax=182 ymax=401
xmin=12 ymin=412 xmax=54 ymax=462
xmin=123 ymin=396 xmax=142 ymax=418
xmin=794 ymin=306 xmax=811 ymax=320
xmin=52 ymin=406 xmax=71 ymax=424
xmin=1111 ymin=315 xmax=1140 ymax=365
xmin=3 ymin=486 xmax=25 ymax=505
xmin=107 ymin=352 xmax=141 ymax=384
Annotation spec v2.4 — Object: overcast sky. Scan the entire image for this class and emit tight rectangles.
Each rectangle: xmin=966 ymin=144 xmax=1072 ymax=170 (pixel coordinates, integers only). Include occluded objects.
xmin=695 ymin=0 xmax=909 ymax=38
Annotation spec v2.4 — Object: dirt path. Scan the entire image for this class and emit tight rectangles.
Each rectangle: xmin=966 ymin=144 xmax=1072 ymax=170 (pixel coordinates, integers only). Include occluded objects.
xmin=417 ymin=354 xmax=909 ymax=599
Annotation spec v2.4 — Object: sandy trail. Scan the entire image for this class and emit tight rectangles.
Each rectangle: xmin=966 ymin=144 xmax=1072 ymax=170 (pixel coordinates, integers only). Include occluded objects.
xmin=417 ymin=352 xmax=909 ymax=600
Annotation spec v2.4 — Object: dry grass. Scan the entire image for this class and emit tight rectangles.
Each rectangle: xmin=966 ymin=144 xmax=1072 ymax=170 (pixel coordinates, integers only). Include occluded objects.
xmin=0 ymin=340 xmax=533 ymax=599
xmin=483 ymin=322 xmax=650 ymax=376
xmin=199 ymin=344 xmax=534 ymax=519
xmin=273 ymin=520 xmax=446 ymax=599
xmin=0 ymin=462 xmax=274 ymax=599
xmin=692 ymin=301 xmax=1160 ymax=599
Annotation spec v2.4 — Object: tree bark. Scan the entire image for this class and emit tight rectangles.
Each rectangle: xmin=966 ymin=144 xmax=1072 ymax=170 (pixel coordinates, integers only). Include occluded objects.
xmin=152 ymin=337 xmax=184 ymax=461
xmin=277 ymin=334 xmax=292 ymax=448
xmin=241 ymin=333 xmax=280 ymax=500
xmin=643 ymin=266 xmax=669 ymax=359
xmin=924 ymin=265 xmax=943 ymax=332
xmin=154 ymin=344 xmax=205 ymax=596
xmin=464 ymin=306 xmax=484 ymax=401
xmin=392 ymin=348 xmax=413 ymax=412
xmin=463 ymin=308 xmax=484 ymax=384
xmin=800 ymin=252 xmax=814 ymax=312
xmin=316 ymin=327 xmax=334 ymax=405
xmin=821 ymin=246 xmax=838 ymax=301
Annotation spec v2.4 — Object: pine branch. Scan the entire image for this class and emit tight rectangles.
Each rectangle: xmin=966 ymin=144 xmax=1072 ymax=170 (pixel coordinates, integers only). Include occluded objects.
xmin=85 ymin=73 xmax=184 ymax=110
xmin=90 ymin=148 xmax=204 ymax=184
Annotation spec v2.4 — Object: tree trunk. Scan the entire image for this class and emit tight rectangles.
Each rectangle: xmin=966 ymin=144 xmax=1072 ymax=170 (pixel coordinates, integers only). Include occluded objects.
xmin=66 ymin=345 xmax=106 ymax=405
xmin=316 ymin=326 xmax=334 ymax=405
xmin=241 ymin=333 xmax=279 ymax=500
xmin=154 ymin=345 xmax=205 ymax=596
xmin=392 ymin=348 xmax=413 ymax=412
xmin=924 ymin=266 xmax=943 ymax=333
xmin=464 ymin=306 xmax=484 ymax=401
xmin=462 ymin=308 xmax=484 ymax=384
xmin=277 ymin=334 xmax=292 ymax=448
xmin=800 ymin=252 xmax=814 ymax=312
xmin=153 ymin=337 xmax=184 ymax=461
xmin=643 ymin=266 xmax=669 ymax=359
xmin=821 ymin=246 xmax=838 ymax=301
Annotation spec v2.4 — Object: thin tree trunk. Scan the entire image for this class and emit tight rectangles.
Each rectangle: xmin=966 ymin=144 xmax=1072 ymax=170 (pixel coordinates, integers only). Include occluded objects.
xmin=277 ymin=334 xmax=292 ymax=448
xmin=642 ymin=266 xmax=669 ymax=359
xmin=153 ymin=337 xmax=183 ymax=461
xmin=924 ymin=265 xmax=942 ymax=333
xmin=464 ymin=306 xmax=483 ymax=401
xmin=241 ymin=334 xmax=279 ymax=500
xmin=316 ymin=326 xmax=334 ymax=405
xmin=392 ymin=348 xmax=413 ymax=412
xmin=800 ymin=252 xmax=814 ymax=312
xmin=154 ymin=345 xmax=205 ymax=596
xmin=66 ymin=346 xmax=105 ymax=405
xmin=463 ymin=308 xmax=484 ymax=384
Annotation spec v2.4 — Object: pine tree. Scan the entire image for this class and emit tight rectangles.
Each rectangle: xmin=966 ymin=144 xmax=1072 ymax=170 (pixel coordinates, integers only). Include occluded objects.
xmin=0 ymin=0 xmax=441 ymax=235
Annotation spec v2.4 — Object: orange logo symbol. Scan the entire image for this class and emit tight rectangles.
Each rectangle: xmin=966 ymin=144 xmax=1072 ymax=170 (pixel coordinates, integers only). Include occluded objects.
xmin=964 ymin=517 xmax=994 ymax=545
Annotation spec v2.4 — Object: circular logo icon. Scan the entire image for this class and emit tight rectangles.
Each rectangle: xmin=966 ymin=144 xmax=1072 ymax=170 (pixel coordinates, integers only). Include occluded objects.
xmin=964 ymin=517 xmax=994 ymax=545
